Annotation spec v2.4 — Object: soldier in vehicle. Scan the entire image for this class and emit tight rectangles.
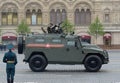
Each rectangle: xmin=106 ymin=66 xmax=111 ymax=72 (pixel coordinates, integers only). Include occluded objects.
xmin=52 ymin=22 xmax=63 ymax=34
xmin=3 ymin=44 xmax=17 ymax=83
xmin=56 ymin=23 xmax=63 ymax=34
xmin=47 ymin=23 xmax=54 ymax=33
xmin=41 ymin=27 xmax=47 ymax=33
xmin=52 ymin=24 xmax=57 ymax=33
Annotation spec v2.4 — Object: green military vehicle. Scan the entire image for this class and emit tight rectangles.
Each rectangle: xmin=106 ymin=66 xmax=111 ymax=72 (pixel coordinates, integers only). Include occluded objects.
xmin=18 ymin=34 xmax=109 ymax=72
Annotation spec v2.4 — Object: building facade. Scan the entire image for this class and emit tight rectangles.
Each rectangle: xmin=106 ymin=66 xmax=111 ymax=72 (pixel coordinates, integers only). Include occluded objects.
xmin=0 ymin=0 xmax=120 ymax=45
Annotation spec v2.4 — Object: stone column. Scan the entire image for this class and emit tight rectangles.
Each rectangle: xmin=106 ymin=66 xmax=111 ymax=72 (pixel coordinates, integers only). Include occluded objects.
xmin=67 ymin=10 xmax=77 ymax=33
xmin=18 ymin=9 xmax=24 ymax=24
xmin=91 ymin=10 xmax=96 ymax=23
xmin=42 ymin=10 xmax=49 ymax=27
xmin=67 ymin=11 xmax=74 ymax=24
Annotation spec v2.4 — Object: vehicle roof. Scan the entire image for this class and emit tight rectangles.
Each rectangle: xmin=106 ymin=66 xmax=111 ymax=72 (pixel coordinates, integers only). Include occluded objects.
xmin=27 ymin=34 xmax=78 ymax=39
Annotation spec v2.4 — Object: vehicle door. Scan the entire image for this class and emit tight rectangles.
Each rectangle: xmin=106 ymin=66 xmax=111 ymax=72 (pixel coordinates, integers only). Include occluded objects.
xmin=46 ymin=38 xmax=67 ymax=62
xmin=64 ymin=38 xmax=83 ymax=63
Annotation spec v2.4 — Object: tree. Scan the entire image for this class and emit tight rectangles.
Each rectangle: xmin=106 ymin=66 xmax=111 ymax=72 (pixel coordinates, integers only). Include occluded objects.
xmin=61 ymin=19 xmax=74 ymax=34
xmin=17 ymin=20 xmax=31 ymax=35
xmin=88 ymin=16 xmax=104 ymax=44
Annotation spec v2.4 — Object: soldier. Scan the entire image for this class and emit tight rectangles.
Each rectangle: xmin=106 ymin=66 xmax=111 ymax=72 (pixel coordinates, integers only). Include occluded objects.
xmin=3 ymin=44 xmax=17 ymax=83
xmin=47 ymin=23 xmax=54 ymax=33
xmin=41 ymin=27 xmax=47 ymax=33
xmin=56 ymin=23 xmax=63 ymax=34
xmin=51 ymin=24 xmax=57 ymax=33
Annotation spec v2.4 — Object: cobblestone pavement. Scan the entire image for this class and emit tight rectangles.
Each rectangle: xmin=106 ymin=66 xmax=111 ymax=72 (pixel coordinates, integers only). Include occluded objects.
xmin=0 ymin=50 xmax=120 ymax=83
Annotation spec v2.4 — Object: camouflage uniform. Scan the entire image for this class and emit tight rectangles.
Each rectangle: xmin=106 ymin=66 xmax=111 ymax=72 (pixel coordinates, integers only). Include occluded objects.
xmin=3 ymin=45 xmax=17 ymax=83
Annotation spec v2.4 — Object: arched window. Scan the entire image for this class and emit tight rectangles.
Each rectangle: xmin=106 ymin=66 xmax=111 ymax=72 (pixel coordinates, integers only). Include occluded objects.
xmin=13 ymin=12 xmax=18 ymax=25
xmin=50 ymin=9 xmax=67 ymax=24
xmin=26 ymin=9 xmax=42 ymax=25
xmin=56 ymin=9 xmax=62 ymax=24
xmin=25 ymin=3 xmax=43 ymax=25
xmin=32 ymin=14 xmax=37 ymax=25
xmin=80 ymin=9 xmax=86 ymax=25
xmin=104 ymin=8 xmax=110 ymax=23
xmin=75 ymin=9 xmax=80 ymax=26
xmin=37 ymin=9 xmax=42 ymax=25
xmin=32 ymin=9 xmax=37 ymax=25
xmin=8 ymin=12 xmax=12 ymax=25
xmin=50 ymin=9 xmax=56 ymax=25
xmin=105 ymin=14 xmax=110 ymax=22
xmin=26 ymin=9 xmax=31 ymax=25
xmin=74 ymin=5 xmax=91 ymax=26
xmin=86 ymin=9 xmax=91 ymax=25
xmin=1 ymin=9 xmax=18 ymax=25
xmin=2 ymin=11 xmax=7 ymax=25
xmin=1 ymin=4 xmax=18 ymax=25
xmin=61 ymin=9 xmax=67 ymax=22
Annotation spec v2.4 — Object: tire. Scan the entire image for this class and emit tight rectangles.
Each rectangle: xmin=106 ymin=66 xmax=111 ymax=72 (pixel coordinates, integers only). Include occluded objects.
xmin=18 ymin=37 xmax=24 ymax=54
xmin=29 ymin=55 xmax=48 ymax=72
xmin=84 ymin=55 xmax=102 ymax=72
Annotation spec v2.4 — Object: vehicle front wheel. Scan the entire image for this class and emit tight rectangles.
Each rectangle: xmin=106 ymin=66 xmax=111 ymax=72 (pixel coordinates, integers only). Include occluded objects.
xmin=84 ymin=55 xmax=102 ymax=72
xmin=29 ymin=55 xmax=48 ymax=72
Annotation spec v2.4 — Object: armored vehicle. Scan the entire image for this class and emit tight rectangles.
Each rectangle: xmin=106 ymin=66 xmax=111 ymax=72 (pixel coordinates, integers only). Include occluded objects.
xmin=18 ymin=34 xmax=109 ymax=72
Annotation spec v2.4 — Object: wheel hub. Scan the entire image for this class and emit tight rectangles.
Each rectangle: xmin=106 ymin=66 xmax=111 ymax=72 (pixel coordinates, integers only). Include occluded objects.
xmin=34 ymin=60 xmax=41 ymax=67
xmin=89 ymin=60 xmax=97 ymax=68
xmin=35 ymin=61 xmax=41 ymax=64
xmin=90 ymin=61 xmax=96 ymax=64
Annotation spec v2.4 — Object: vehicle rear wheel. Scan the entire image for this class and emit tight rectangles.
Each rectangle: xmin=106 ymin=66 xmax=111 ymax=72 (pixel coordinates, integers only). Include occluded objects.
xmin=84 ymin=55 xmax=102 ymax=72
xmin=29 ymin=55 xmax=48 ymax=72
xmin=18 ymin=37 xmax=24 ymax=54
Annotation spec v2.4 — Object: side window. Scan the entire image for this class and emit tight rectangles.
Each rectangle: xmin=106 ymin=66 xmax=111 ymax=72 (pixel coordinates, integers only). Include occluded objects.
xmin=67 ymin=40 xmax=75 ymax=46
xmin=35 ymin=38 xmax=45 ymax=43
xmin=52 ymin=39 xmax=61 ymax=43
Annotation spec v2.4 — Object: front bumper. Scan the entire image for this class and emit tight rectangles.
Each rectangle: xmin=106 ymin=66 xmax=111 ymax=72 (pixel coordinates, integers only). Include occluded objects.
xmin=103 ymin=57 xmax=109 ymax=64
xmin=103 ymin=50 xmax=109 ymax=64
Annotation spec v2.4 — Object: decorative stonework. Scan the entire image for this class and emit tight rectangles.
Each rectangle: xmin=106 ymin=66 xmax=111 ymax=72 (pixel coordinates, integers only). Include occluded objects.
xmin=65 ymin=0 xmax=76 ymax=2
xmin=1 ymin=3 xmax=18 ymax=12
xmin=63 ymin=0 xmax=76 ymax=6
xmin=41 ymin=0 xmax=50 ymax=2
xmin=74 ymin=3 xmax=91 ymax=11
xmin=25 ymin=2 xmax=42 ymax=11
xmin=49 ymin=3 xmax=66 ymax=10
